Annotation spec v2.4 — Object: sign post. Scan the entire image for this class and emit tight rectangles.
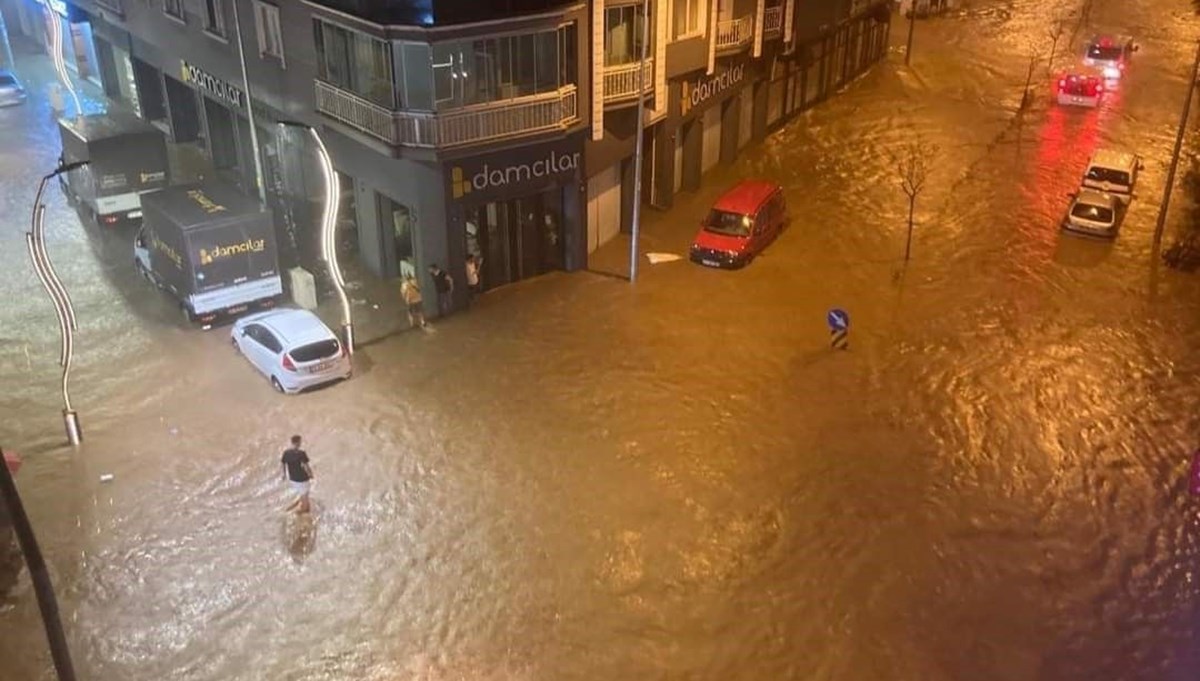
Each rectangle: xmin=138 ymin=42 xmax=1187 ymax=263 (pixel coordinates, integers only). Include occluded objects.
xmin=826 ymin=308 xmax=850 ymax=350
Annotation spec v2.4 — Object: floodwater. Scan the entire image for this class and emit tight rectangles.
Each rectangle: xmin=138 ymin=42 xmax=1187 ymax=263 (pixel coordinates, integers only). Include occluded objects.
xmin=4 ymin=0 xmax=1200 ymax=679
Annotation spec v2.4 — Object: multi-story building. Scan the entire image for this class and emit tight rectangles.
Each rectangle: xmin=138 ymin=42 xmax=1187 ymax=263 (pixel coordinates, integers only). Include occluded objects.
xmin=0 ymin=0 xmax=890 ymax=313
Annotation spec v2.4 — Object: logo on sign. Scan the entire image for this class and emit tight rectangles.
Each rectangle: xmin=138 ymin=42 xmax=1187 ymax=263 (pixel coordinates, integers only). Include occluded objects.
xmin=452 ymin=151 xmax=580 ymax=199
xmin=199 ymin=239 xmax=266 ymax=265
xmin=681 ymin=64 xmax=746 ymax=116
xmin=187 ymin=189 xmax=227 ymax=214
xmin=140 ymin=171 xmax=166 ymax=184
xmin=180 ymin=60 xmax=244 ymax=109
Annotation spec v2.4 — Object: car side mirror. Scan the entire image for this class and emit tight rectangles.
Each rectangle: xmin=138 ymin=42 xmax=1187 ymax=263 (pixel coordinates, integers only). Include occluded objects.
xmin=240 ymin=329 xmax=249 ymax=337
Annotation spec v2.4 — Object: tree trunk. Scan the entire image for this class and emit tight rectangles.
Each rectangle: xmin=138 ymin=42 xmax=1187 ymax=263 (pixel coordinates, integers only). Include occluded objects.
xmin=904 ymin=195 xmax=916 ymax=262
xmin=905 ymin=9 xmax=916 ymax=66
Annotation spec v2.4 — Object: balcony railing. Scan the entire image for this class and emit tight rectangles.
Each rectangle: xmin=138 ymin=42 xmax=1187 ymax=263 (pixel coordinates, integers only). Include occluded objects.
xmin=315 ymin=80 xmax=579 ymax=149
xmin=763 ymin=5 xmax=783 ymax=39
xmin=715 ymin=15 xmax=754 ymax=51
xmin=603 ymin=59 xmax=654 ymax=103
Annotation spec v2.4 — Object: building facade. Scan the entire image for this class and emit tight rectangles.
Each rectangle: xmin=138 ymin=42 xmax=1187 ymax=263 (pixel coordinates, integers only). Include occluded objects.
xmin=0 ymin=0 xmax=890 ymax=315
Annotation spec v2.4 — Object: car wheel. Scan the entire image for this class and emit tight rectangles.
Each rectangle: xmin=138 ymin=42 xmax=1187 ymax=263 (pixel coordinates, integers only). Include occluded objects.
xmin=271 ymin=376 xmax=285 ymax=393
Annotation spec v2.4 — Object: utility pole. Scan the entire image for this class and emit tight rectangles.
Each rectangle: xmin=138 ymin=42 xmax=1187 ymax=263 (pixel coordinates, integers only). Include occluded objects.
xmin=904 ymin=2 xmax=916 ymax=66
xmin=1153 ymin=40 xmax=1200 ymax=249
xmin=231 ymin=0 xmax=267 ymax=205
xmin=0 ymin=447 xmax=78 ymax=681
xmin=628 ymin=0 xmax=651 ymax=282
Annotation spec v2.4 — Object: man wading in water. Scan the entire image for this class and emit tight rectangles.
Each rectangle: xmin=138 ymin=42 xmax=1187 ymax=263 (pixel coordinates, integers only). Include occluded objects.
xmin=281 ymin=435 xmax=314 ymax=514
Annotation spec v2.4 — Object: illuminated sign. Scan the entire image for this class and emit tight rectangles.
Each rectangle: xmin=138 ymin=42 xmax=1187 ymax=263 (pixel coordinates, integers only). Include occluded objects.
xmin=199 ymin=239 xmax=266 ymax=265
xmin=680 ymin=63 xmax=746 ymax=116
xmin=180 ymin=60 xmax=244 ymax=109
xmin=452 ymin=152 xmax=579 ymax=199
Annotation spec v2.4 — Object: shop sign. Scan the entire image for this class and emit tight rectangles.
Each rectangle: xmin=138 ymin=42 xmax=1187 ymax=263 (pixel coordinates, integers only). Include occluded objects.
xmin=449 ymin=139 xmax=581 ymax=202
xmin=680 ymin=63 xmax=747 ymax=116
xmin=180 ymin=60 xmax=244 ymax=109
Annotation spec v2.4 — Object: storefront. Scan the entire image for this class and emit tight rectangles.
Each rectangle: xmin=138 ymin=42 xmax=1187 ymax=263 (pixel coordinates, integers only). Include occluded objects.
xmin=446 ymin=133 xmax=585 ymax=294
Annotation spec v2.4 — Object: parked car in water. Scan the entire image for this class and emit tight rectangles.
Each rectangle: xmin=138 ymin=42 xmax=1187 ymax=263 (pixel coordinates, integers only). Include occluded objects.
xmin=1084 ymin=34 xmax=1137 ymax=80
xmin=1080 ymin=149 xmax=1142 ymax=204
xmin=1056 ymin=68 xmax=1106 ymax=108
xmin=0 ymin=70 xmax=27 ymax=107
xmin=1063 ymin=188 xmax=1123 ymax=238
xmin=689 ymin=180 xmax=787 ymax=269
xmin=230 ymin=308 xmax=351 ymax=394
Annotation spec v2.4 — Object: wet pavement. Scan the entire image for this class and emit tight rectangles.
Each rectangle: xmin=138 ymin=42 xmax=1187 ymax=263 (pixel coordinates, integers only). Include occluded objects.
xmin=5 ymin=0 xmax=1200 ymax=679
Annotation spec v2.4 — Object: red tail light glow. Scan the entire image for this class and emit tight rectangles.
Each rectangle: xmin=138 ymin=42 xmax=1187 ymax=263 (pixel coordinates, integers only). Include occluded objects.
xmin=103 ymin=215 xmax=119 ymax=225
xmin=282 ymin=354 xmax=297 ymax=372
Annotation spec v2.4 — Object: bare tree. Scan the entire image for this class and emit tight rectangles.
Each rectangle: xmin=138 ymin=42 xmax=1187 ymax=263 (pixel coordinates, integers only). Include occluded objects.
xmin=892 ymin=141 xmax=938 ymax=262
xmin=1046 ymin=20 xmax=1065 ymax=74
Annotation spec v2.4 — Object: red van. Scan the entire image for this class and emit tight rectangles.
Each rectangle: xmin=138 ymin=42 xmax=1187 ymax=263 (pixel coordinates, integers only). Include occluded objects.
xmin=689 ymin=180 xmax=787 ymax=269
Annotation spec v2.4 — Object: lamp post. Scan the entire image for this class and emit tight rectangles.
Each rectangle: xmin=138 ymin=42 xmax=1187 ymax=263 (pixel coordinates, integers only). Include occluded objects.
xmin=231 ymin=0 xmax=267 ymax=204
xmin=628 ymin=0 xmax=652 ymax=283
xmin=27 ymin=160 xmax=88 ymax=446
xmin=277 ymin=121 xmax=353 ymax=354
xmin=41 ymin=0 xmax=80 ymax=116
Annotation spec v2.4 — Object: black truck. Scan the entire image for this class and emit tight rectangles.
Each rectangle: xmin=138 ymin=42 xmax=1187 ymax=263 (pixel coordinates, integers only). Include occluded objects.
xmin=134 ymin=181 xmax=283 ymax=328
xmin=58 ymin=109 xmax=170 ymax=226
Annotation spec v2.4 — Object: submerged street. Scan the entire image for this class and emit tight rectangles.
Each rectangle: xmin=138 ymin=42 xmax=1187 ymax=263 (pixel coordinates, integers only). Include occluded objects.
xmin=4 ymin=0 xmax=1200 ymax=679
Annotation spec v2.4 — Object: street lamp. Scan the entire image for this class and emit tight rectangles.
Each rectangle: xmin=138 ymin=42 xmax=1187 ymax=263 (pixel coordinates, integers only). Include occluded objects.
xmin=277 ymin=121 xmax=353 ymax=354
xmin=40 ymin=0 xmax=80 ymax=116
xmin=27 ymin=160 xmax=88 ymax=446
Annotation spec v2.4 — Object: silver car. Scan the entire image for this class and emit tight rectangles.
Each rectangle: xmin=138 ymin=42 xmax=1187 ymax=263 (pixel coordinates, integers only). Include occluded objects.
xmin=0 ymin=70 xmax=27 ymax=107
xmin=1063 ymin=189 xmax=1121 ymax=238
xmin=231 ymin=308 xmax=351 ymax=394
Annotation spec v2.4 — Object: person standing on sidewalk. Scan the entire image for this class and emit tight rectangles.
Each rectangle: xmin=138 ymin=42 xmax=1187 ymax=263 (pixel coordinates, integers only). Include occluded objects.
xmin=464 ymin=254 xmax=481 ymax=304
xmin=429 ymin=264 xmax=454 ymax=317
xmin=281 ymin=435 xmax=314 ymax=514
xmin=401 ymin=274 xmax=426 ymax=329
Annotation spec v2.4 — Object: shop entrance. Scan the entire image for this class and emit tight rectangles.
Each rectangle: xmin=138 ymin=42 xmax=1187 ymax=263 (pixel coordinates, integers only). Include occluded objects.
xmin=464 ymin=188 xmax=564 ymax=291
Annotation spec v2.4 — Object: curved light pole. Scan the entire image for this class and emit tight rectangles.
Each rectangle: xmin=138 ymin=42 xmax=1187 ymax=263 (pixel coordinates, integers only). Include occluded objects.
xmin=278 ymin=121 xmax=353 ymax=354
xmin=41 ymin=0 xmax=80 ymax=117
xmin=27 ymin=161 xmax=88 ymax=446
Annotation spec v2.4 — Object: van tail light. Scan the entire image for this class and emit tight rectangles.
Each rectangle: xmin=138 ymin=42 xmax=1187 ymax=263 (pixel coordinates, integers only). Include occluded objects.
xmin=282 ymin=354 xmax=297 ymax=372
xmin=102 ymin=215 xmax=119 ymax=225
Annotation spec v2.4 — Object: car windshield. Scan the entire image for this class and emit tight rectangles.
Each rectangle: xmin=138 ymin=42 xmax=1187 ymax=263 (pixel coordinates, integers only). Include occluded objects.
xmin=290 ymin=339 xmax=340 ymax=363
xmin=1061 ymin=77 xmax=1099 ymax=96
xmin=1088 ymin=45 xmax=1124 ymax=61
xmin=0 ymin=74 xmax=16 ymax=86
xmin=1071 ymin=202 xmax=1114 ymax=223
xmin=1086 ymin=166 xmax=1130 ymax=186
xmin=704 ymin=209 xmax=751 ymax=236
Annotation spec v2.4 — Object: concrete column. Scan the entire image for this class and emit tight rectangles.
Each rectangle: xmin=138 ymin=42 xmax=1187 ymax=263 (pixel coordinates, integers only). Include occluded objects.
xmin=751 ymin=79 xmax=768 ymax=142
xmin=651 ymin=124 xmax=675 ymax=210
xmin=681 ymin=119 xmax=702 ymax=192
xmin=719 ymin=96 xmax=740 ymax=164
xmin=563 ymin=180 xmax=586 ymax=271
xmin=354 ymin=182 xmax=386 ymax=278
xmin=412 ymin=161 xmax=457 ymax=316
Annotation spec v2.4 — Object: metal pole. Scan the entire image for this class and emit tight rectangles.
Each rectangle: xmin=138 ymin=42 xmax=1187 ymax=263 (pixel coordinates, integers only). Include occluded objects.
xmin=904 ymin=5 xmax=916 ymax=66
xmin=628 ymin=0 xmax=652 ymax=283
xmin=231 ymin=0 xmax=267 ymax=204
xmin=1153 ymin=39 xmax=1200 ymax=249
xmin=0 ymin=447 xmax=78 ymax=681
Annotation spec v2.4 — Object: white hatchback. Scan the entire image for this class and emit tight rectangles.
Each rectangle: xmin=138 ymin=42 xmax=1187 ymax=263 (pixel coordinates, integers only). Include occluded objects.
xmin=231 ymin=308 xmax=351 ymax=394
xmin=1063 ymin=189 xmax=1122 ymax=238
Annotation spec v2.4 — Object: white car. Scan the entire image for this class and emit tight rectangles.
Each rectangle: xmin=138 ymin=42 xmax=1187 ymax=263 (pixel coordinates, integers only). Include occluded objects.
xmin=1084 ymin=35 xmax=1137 ymax=80
xmin=1081 ymin=149 xmax=1142 ymax=204
xmin=231 ymin=308 xmax=351 ymax=394
xmin=0 ymin=70 xmax=27 ymax=107
xmin=1063 ymin=189 xmax=1121 ymax=238
xmin=1056 ymin=69 xmax=1105 ymax=108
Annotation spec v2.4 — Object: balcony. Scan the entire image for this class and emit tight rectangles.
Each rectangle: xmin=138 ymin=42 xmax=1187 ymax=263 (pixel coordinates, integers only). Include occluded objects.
xmin=315 ymin=80 xmax=579 ymax=149
xmin=763 ymin=5 xmax=783 ymax=39
xmin=715 ymin=15 xmax=754 ymax=52
xmin=603 ymin=59 xmax=654 ymax=103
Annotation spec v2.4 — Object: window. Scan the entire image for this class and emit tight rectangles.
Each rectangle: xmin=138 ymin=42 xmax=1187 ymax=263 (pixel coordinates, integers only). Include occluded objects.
xmin=253 ymin=1 xmax=284 ymax=64
xmin=428 ymin=24 xmax=577 ymax=110
xmin=605 ymin=4 xmax=646 ymax=66
xmin=203 ymin=0 xmax=226 ymax=37
xmin=672 ymin=0 xmax=704 ymax=40
xmin=313 ymin=19 xmax=395 ymax=108
xmin=163 ymin=0 xmax=184 ymax=20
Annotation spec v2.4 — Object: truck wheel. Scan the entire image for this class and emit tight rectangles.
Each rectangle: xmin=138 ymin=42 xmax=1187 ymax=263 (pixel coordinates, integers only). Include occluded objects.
xmin=270 ymin=376 xmax=285 ymax=393
xmin=180 ymin=304 xmax=192 ymax=324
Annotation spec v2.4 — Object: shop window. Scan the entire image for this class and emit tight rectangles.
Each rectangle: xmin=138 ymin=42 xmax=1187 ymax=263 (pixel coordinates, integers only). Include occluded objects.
xmin=203 ymin=0 xmax=226 ymax=38
xmin=253 ymin=1 xmax=284 ymax=65
xmin=429 ymin=24 xmax=577 ymax=110
xmin=380 ymin=196 xmax=416 ymax=279
xmin=313 ymin=19 xmax=395 ymax=108
xmin=672 ymin=0 xmax=704 ymax=40
xmin=163 ymin=0 xmax=185 ymax=21
xmin=605 ymin=4 xmax=646 ymax=66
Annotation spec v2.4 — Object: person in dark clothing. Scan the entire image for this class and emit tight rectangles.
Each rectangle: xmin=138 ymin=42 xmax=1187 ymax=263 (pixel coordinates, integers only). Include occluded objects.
xmin=429 ymin=264 xmax=454 ymax=317
xmin=281 ymin=434 xmax=314 ymax=514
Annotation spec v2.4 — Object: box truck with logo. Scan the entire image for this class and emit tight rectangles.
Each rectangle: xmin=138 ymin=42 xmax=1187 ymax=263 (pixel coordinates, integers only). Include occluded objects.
xmin=134 ymin=182 xmax=283 ymax=328
xmin=57 ymin=109 xmax=170 ymax=227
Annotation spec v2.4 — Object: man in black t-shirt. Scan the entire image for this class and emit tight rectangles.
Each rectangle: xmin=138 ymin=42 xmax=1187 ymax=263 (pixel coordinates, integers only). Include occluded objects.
xmin=281 ymin=434 xmax=314 ymax=514
xmin=428 ymin=264 xmax=454 ymax=317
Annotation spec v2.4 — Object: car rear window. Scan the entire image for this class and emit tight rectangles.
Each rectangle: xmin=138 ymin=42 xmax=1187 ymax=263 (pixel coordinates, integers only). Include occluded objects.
xmin=0 ymin=74 xmax=16 ymax=86
xmin=1061 ymin=77 xmax=1100 ymax=96
xmin=290 ymin=339 xmax=340 ymax=362
xmin=1086 ymin=167 xmax=1130 ymax=187
xmin=1071 ymin=202 xmax=1114 ymax=223
xmin=1087 ymin=45 xmax=1124 ymax=61
xmin=704 ymin=209 xmax=751 ymax=236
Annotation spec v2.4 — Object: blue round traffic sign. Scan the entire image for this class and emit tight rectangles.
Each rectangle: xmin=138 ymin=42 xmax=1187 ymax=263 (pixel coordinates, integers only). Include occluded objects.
xmin=826 ymin=308 xmax=850 ymax=331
